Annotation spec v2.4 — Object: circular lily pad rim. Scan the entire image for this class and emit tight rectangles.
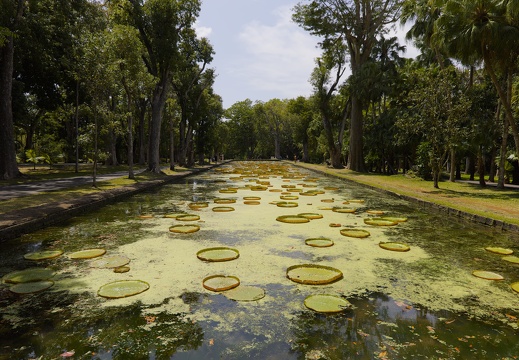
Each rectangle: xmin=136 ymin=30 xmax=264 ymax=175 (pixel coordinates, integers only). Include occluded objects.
xmin=69 ymin=248 xmax=107 ymax=260
xmin=305 ymin=238 xmax=334 ymax=248
xmin=9 ymin=280 xmax=55 ymax=294
xmin=223 ymin=285 xmax=265 ymax=301
xmin=276 ymin=215 xmax=310 ymax=224
xmin=485 ymin=247 xmax=514 ymax=255
xmin=90 ymin=254 xmax=130 ymax=269
xmin=2 ymin=268 xmax=55 ymax=284
xmin=212 ymin=206 xmax=235 ymax=212
xmin=202 ymin=275 xmax=240 ymax=292
xmin=169 ymin=224 xmax=201 ymax=234
xmin=304 ymin=294 xmax=352 ymax=313
xmin=364 ymin=218 xmax=398 ymax=226
xmin=97 ymin=280 xmax=150 ymax=299
xmin=340 ymin=229 xmax=371 ymax=238
xmin=298 ymin=213 xmax=324 ymax=220
xmin=286 ymin=264 xmax=343 ymax=285
xmin=24 ymin=250 xmax=64 ymax=261
xmin=176 ymin=214 xmax=201 ymax=221
xmin=196 ymin=247 xmax=240 ymax=262
xmin=472 ymin=270 xmax=504 ymax=280
xmin=379 ymin=242 xmax=410 ymax=252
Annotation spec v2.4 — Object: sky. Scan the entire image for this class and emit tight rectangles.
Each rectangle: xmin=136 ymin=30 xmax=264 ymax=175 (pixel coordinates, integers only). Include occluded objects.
xmin=196 ymin=0 xmax=420 ymax=109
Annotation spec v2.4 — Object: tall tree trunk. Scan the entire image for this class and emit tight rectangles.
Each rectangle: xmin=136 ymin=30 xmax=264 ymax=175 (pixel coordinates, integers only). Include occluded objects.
xmin=92 ymin=106 xmax=98 ymax=188
xmin=75 ymin=79 xmax=80 ymax=173
xmin=302 ymin=141 xmax=309 ymax=163
xmin=488 ymin=145 xmax=496 ymax=183
xmin=274 ymin=134 xmax=281 ymax=160
xmin=170 ymin=117 xmax=175 ymax=171
xmin=347 ymin=96 xmax=365 ymax=171
xmin=497 ymin=115 xmax=508 ymax=189
xmin=478 ymin=146 xmax=486 ymax=187
xmin=449 ymin=148 xmax=456 ymax=182
xmin=148 ymin=78 xmax=168 ymax=173
xmin=0 ymin=28 xmax=22 ymax=180
xmin=137 ymin=99 xmax=147 ymax=165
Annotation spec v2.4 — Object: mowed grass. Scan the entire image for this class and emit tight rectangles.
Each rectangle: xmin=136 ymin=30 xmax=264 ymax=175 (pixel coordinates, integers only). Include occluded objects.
xmin=296 ymin=162 xmax=519 ymax=227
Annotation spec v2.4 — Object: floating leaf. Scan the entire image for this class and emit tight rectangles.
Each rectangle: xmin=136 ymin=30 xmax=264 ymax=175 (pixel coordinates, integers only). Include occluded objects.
xmin=299 ymin=191 xmax=317 ymax=196
xmin=379 ymin=242 xmax=410 ymax=252
xmin=277 ymin=202 xmax=298 ymax=208
xmin=212 ymin=206 xmax=235 ymax=212
xmin=323 ymin=187 xmax=339 ymax=191
xmin=113 ymin=266 xmax=130 ymax=273
xmin=332 ymin=207 xmax=356 ymax=214
xmin=97 ymin=280 xmax=150 ymax=299
xmin=169 ymin=224 xmax=200 ymax=234
xmin=340 ymin=229 xmax=370 ymax=238
xmin=298 ymin=213 xmax=323 ymax=220
xmin=380 ymin=216 xmax=408 ymax=223
xmin=502 ymin=256 xmax=519 ymax=264
xmin=188 ymin=202 xmax=209 ymax=210
xmin=304 ymin=294 xmax=352 ymax=313
xmin=485 ymin=247 xmax=514 ymax=255
xmin=243 ymin=196 xmax=261 ymax=200
xmin=90 ymin=255 xmax=130 ymax=269
xmin=24 ymin=250 xmax=63 ymax=261
xmin=348 ymin=199 xmax=365 ymax=203
xmin=223 ymin=286 xmax=265 ymax=301
xmin=280 ymin=195 xmax=299 ymax=200
xmin=69 ymin=248 xmax=106 ymax=260
xmin=244 ymin=200 xmax=261 ymax=205
xmin=364 ymin=218 xmax=398 ymax=226
xmin=197 ymin=247 xmax=240 ymax=262
xmin=138 ymin=214 xmax=153 ymax=219
xmin=472 ymin=270 xmax=504 ymax=280
xmin=511 ymin=282 xmax=519 ymax=293
xmin=214 ymin=198 xmax=236 ymax=204
xmin=286 ymin=264 xmax=343 ymax=285
xmin=305 ymin=238 xmax=334 ymax=248
xmin=219 ymin=189 xmax=237 ymax=193
xmin=329 ymin=223 xmax=341 ymax=227
xmin=203 ymin=275 xmax=240 ymax=292
xmin=276 ymin=215 xmax=310 ymax=224
xmin=3 ymin=268 xmax=55 ymax=284
xmin=9 ymin=280 xmax=54 ymax=294
xmin=176 ymin=214 xmax=201 ymax=221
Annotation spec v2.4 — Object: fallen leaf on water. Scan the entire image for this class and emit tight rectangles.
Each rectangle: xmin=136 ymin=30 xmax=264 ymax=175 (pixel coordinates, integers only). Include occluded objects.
xmin=505 ymin=314 xmax=517 ymax=321
xmin=445 ymin=319 xmax=456 ymax=324
xmin=378 ymin=351 xmax=388 ymax=358
xmin=60 ymin=351 xmax=75 ymax=358
xmin=209 ymin=339 xmax=214 ymax=346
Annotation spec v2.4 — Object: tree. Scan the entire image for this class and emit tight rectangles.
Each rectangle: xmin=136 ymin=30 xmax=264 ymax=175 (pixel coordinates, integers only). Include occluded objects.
xmin=287 ymin=96 xmax=316 ymax=163
xmin=118 ymin=0 xmax=202 ymax=173
xmin=293 ymin=0 xmax=402 ymax=171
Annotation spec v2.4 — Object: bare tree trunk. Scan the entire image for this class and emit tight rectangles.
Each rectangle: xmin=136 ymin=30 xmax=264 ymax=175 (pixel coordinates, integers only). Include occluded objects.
xmin=449 ymin=148 xmax=456 ymax=182
xmin=75 ymin=80 xmax=80 ymax=173
xmin=138 ymin=99 xmax=147 ymax=165
xmin=170 ymin=117 xmax=175 ymax=171
xmin=92 ymin=107 xmax=98 ymax=188
xmin=148 ymin=78 xmax=168 ymax=173
xmin=347 ymin=96 xmax=365 ymax=171
xmin=497 ymin=114 xmax=508 ymax=189
xmin=478 ymin=146 xmax=486 ymax=187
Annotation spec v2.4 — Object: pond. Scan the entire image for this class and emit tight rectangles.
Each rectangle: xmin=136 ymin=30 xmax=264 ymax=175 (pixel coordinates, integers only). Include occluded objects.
xmin=1 ymin=161 xmax=519 ymax=359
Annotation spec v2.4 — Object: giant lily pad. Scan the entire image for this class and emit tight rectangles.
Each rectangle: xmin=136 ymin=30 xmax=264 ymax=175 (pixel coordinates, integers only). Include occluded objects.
xmin=169 ymin=224 xmax=200 ymax=234
xmin=379 ymin=242 xmax=410 ymax=252
xmin=214 ymin=198 xmax=236 ymax=204
xmin=340 ymin=229 xmax=370 ymax=238
xmin=176 ymin=214 xmax=201 ymax=221
xmin=212 ymin=206 xmax=235 ymax=212
xmin=298 ymin=213 xmax=323 ymax=220
xmin=197 ymin=247 xmax=240 ymax=262
xmin=203 ymin=275 xmax=240 ymax=292
xmin=332 ymin=207 xmax=356 ymax=214
xmin=188 ymin=202 xmax=209 ymax=210
xmin=286 ymin=264 xmax=343 ymax=285
xmin=280 ymin=195 xmax=299 ymax=200
xmin=503 ymin=256 xmax=519 ymax=265
xmin=276 ymin=215 xmax=310 ymax=224
xmin=164 ymin=213 xmax=185 ymax=219
xmin=304 ymin=294 xmax=352 ymax=313
xmin=485 ymin=247 xmax=514 ymax=255
xmin=305 ymin=238 xmax=334 ymax=248
xmin=98 ymin=280 xmax=150 ymax=299
xmin=243 ymin=196 xmax=261 ymax=200
xmin=223 ymin=286 xmax=265 ymax=301
xmin=3 ymin=268 xmax=55 ymax=284
xmin=380 ymin=216 xmax=408 ymax=223
xmin=9 ymin=280 xmax=54 ymax=294
xmin=90 ymin=255 xmax=130 ymax=269
xmin=69 ymin=248 xmax=106 ymax=260
xmin=244 ymin=200 xmax=261 ymax=205
xmin=24 ymin=250 xmax=63 ymax=261
xmin=219 ymin=189 xmax=237 ymax=194
xmin=277 ymin=202 xmax=298 ymax=208
xmin=364 ymin=218 xmax=398 ymax=226
xmin=472 ymin=270 xmax=504 ymax=280
xmin=511 ymin=282 xmax=519 ymax=293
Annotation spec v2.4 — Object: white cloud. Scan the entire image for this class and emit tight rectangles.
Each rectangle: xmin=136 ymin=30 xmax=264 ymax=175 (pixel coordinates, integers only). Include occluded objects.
xmin=194 ymin=22 xmax=212 ymax=39
xmin=236 ymin=5 xmax=321 ymax=100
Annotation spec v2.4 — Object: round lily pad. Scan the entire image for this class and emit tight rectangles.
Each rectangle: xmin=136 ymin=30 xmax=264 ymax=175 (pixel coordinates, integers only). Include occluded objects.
xmin=98 ymin=280 xmax=150 ymax=299
xmin=277 ymin=202 xmax=298 ymax=208
xmin=502 ymin=256 xmax=519 ymax=264
xmin=511 ymin=282 xmax=519 ymax=293
xmin=269 ymin=189 xmax=283 ymax=192
xmin=188 ymin=202 xmax=209 ymax=209
xmin=10 ymin=280 xmax=54 ymax=294
xmin=244 ymin=200 xmax=261 ymax=205
xmin=340 ymin=229 xmax=370 ymax=238
xmin=69 ymin=248 xmax=106 ymax=260
xmin=379 ymin=242 xmax=410 ymax=252
xmin=286 ymin=264 xmax=343 ymax=285
xmin=212 ymin=206 xmax=235 ymax=212
xmin=176 ymin=214 xmax=201 ymax=221
xmin=90 ymin=255 xmax=130 ymax=269
xmin=169 ymin=224 xmax=200 ymax=234
xmin=332 ymin=207 xmax=356 ymax=214
xmin=197 ymin=247 xmax=240 ymax=262
xmin=276 ymin=215 xmax=310 ymax=224
xmin=113 ymin=266 xmax=130 ymax=273
xmin=485 ymin=247 xmax=514 ymax=255
xmin=380 ymin=216 xmax=408 ymax=223
xmin=305 ymin=238 xmax=334 ymax=248
xmin=323 ymin=187 xmax=339 ymax=191
xmin=164 ymin=213 xmax=184 ymax=219
xmin=3 ymin=268 xmax=55 ymax=284
xmin=348 ymin=199 xmax=365 ymax=203
xmin=472 ymin=270 xmax=504 ymax=280
xmin=214 ymin=198 xmax=236 ymax=204
xmin=329 ymin=223 xmax=341 ymax=227
xmin=299 ymin=191 xmax=317 ymax=196
xmin=304 ymin=294 xmax=352 ymax=313
xmin=24 ymin=250 xmax=64 ymax=261
xmin=203 ymin=275 xmax=240 ymax=292
xmin=219 ymin=189 xmax=237 ymax=193
xmin=280 ymin=195 xmax=299 ymax=200
xmin=223 ymin=286 xmax=265 ymax=301
xmin=298 ymin=213 xmax=323 ymax=220
xmin=364 ymin=218 xmax=398 ymax=226
xmin=243 ymin=196 xmax=261 ymax=200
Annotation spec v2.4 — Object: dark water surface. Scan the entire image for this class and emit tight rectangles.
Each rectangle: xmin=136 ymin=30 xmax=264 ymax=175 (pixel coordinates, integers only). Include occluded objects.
xmin=1 ymin=162 xmax=518 ymax=359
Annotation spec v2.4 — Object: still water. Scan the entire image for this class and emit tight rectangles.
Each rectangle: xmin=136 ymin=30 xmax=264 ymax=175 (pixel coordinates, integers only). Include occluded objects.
xmin=1 ymin=161 xmax=519 ymax=359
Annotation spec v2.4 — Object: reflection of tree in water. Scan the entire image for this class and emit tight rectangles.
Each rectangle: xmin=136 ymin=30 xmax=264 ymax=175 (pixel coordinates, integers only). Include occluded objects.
xmin=1 ymin=291 xmax=203 ymax=360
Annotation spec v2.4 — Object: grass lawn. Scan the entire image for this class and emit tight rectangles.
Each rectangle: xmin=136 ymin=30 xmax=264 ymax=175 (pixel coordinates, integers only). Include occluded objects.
xmin=295 ymin=162 xmax=519 ymax=227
